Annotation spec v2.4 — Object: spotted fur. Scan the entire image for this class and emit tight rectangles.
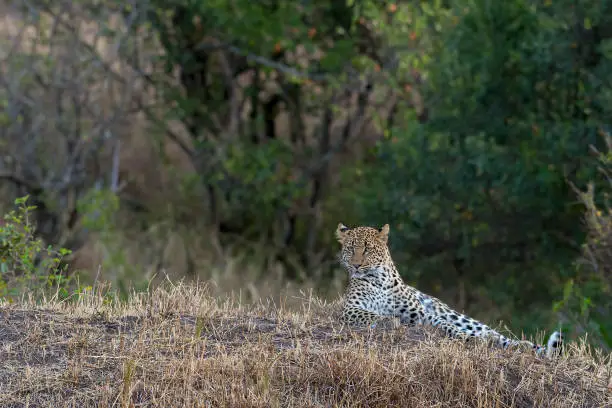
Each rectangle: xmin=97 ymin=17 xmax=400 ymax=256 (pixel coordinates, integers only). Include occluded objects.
xmin=336 ymin=223 xmax=563 ymax=358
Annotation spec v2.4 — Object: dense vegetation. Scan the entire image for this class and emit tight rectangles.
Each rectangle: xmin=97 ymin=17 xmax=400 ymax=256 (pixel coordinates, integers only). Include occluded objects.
xmin=0 ymin=0 xmax=610 ymax=351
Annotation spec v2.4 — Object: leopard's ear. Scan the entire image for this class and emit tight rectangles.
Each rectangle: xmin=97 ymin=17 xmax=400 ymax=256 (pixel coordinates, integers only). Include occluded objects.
xmin=336 ymin=223 xmax=349 ymax=243
xmin=378 ymin=224 xmax=390 ymax=244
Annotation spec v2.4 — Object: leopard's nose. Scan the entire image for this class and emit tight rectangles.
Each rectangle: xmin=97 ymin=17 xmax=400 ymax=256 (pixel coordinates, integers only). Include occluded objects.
xmin=352 ymin=264 xmax=361 ymax=269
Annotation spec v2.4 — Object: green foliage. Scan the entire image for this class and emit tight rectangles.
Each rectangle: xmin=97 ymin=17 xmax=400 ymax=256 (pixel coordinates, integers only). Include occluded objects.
xmin=0 ymin=196 xmax=73 ymax=300
xmin=219 ymin=140 xmax=307 ymax=228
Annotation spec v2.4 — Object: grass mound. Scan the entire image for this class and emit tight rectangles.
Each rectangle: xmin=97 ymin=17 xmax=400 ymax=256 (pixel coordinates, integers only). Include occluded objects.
xmin=0 ymin=284 xmax=610 ymax=407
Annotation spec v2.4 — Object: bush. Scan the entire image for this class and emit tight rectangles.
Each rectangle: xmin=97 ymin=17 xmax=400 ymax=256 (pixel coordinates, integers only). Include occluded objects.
xmin=0 ymin=196 xmax=73 ymax=300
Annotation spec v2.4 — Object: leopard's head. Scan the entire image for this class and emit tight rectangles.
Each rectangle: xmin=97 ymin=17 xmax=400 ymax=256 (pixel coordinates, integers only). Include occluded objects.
xmin=335 ymin=223 xmax=392 ymax=279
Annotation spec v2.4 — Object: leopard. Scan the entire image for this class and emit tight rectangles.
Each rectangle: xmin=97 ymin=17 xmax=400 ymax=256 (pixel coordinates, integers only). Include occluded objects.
xmin=335 ymin=222 xmax=563 ymax=358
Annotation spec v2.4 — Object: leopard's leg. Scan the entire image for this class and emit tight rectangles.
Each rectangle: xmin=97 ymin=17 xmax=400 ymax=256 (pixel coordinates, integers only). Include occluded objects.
xmin=484 ymin=330 xmax=563 ymax=357
xmin=428 ymin=316 xmax=472 ymax=341
xmin=464 ymin=326 xmax=563 ymax=358
xmin=424 ymin=309 xmax=563 ymax=358
xmin=340 ymin=305 xmax=381 ymax=328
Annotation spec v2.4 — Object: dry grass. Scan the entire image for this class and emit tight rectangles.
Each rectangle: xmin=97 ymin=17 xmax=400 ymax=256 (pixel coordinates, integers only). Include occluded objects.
xmin=0 ymin=283 xmax=610 ymax=408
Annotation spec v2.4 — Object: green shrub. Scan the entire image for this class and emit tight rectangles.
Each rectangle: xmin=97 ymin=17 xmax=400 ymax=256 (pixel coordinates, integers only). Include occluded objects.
xmin=0 ymin=196 xmax=73 ymax=300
